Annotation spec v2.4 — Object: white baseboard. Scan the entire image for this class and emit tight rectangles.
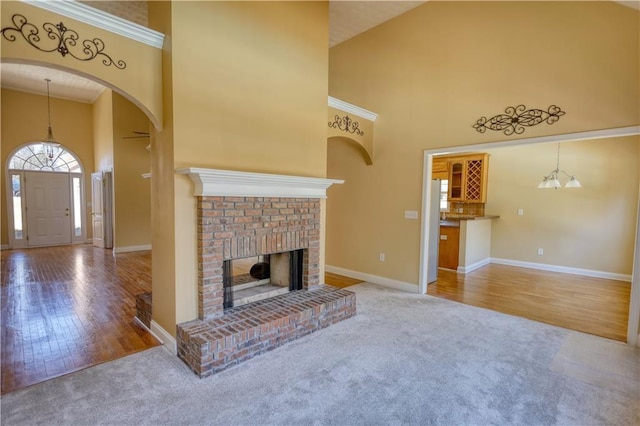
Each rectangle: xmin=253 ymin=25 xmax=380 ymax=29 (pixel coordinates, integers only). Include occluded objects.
xmin=490 ymin=258 xmax=632 ymax=282
xmin=114 ymin=244 xmax=152 ymax=254
xmin=0 ymin=244 xmax=9 ymax=250
xmin=150 ymin=320 xmax=177 ymax=355
xmin=457 ymin=258 xmax=490 ymax=274
xmin=326 ymin=265 xmax=418 ymax=293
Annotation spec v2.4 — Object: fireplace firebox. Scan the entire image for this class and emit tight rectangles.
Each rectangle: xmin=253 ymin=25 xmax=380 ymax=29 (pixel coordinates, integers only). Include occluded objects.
xmin=223 ymin=249 xmax=304 ymax=308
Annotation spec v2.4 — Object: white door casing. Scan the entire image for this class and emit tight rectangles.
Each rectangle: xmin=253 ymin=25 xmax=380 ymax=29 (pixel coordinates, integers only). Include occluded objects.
xmin=25 ymin=171 xmax=72 ymax=247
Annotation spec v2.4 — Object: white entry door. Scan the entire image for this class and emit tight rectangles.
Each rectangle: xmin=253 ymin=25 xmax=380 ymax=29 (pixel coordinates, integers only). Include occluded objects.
xmin=25 ymin=171 xmax=72 ymax=247
xmin=91 ymin=171 xmax=113 ymax=249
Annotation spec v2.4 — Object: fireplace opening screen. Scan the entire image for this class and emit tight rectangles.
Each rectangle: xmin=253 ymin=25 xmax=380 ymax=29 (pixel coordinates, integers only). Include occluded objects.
xmin=223 ymin=249 xmax=304 ymax=309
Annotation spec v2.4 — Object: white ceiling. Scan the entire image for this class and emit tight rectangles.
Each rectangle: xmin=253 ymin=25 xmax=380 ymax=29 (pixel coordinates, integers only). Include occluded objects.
xmin=329 ymin=1 xmax=426 ymax=47
xmin=0 ymin=63 xmax=105 ymax=103
xmin=1 ymin=0 xmax=637 ymax=103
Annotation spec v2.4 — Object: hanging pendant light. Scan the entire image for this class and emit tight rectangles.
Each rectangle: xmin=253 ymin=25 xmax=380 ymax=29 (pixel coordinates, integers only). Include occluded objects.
xmin=537 ymin=143 xmax=581 ymax=189
xmin=41 ymin=78 xmax=61 ymax=161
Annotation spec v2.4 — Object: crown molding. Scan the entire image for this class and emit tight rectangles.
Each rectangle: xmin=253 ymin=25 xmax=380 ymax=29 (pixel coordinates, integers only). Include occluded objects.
xmin=176 ymin=168 xmax=344 ymax=199
xmin=328 ymin=96 xmax=378 ymax=122
xmin=22 ymin=0 xmax=164 ymax=49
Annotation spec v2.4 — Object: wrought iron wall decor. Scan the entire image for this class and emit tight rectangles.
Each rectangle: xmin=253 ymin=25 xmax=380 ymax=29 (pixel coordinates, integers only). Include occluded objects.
xmin=472 ymin=105 xmax=565 ymax=136
xmin=328 ymin=114 xmax=364 ymax=136
xmin=1 ymin=14 xmax=126 ymax=69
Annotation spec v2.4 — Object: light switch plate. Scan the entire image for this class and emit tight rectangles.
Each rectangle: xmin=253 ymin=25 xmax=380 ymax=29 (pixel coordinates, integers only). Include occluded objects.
xmin=404 ymin=210 xmax=418 ymax=219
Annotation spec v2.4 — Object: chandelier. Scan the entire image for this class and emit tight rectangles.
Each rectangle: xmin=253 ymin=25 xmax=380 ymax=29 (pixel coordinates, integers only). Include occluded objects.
xmin=537 ymin=143 xmax=581 ymax=189
xmin=41 ymin=78 xmax=60 ymax=161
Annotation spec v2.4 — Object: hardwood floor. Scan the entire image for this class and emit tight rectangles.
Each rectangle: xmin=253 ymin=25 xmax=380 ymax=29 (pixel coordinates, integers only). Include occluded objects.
xmin=325 ymin=272 xmax=363 ymax=288
xmin=428 ymin=264 xmax=631 ymax=342
xmin=1 ymin=245 xmax=160 ymax=395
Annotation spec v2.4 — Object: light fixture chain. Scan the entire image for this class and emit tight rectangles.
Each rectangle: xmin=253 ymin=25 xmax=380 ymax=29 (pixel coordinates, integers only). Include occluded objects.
xmin=46 ymin=78 xmax=52 ymax=128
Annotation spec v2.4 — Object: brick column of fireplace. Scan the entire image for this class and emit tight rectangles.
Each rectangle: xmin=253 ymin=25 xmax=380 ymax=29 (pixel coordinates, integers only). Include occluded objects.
xmin=198 ymin=196 xmax=321 ymax=320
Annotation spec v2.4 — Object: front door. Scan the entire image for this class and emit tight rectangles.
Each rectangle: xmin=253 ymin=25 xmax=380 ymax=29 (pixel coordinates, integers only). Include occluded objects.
xmin=25 ymin=171 xmax=72 ymax=247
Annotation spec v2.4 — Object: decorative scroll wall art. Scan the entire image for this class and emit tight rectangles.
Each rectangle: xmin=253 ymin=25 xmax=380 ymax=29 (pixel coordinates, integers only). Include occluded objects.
xmin=1 ymin=14 xmax=126 ymax=69
xmin=328 ymin=114 xmax=364 ymax=136
xmin=472 ymin=105 xmax=565 ymax=136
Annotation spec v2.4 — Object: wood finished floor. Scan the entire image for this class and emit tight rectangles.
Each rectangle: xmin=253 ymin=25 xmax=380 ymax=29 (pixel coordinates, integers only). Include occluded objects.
xmin=1 ymin=245 xmax=160 ymax=395
xmin=324 ymin=272 xmax=364 ymax=288
xmin=428 ymin=264 xmax=631 ymax=342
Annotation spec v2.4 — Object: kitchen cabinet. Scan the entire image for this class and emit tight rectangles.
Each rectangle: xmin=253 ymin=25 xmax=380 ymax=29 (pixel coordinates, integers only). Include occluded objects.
xmin=447 ymin=154 xmax=489 ymax=203
xmin=438 ymin=225 xmax=459 ymax=270
xmin=432 ymin=157 xmax=449 ymax=180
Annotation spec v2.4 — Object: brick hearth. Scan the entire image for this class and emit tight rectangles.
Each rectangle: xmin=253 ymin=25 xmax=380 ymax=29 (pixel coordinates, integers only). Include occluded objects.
xmin=178 ymin=285 xmax=355 ymax=377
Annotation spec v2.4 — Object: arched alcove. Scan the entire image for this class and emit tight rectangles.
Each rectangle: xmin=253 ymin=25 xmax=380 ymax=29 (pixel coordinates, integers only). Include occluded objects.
xmin=328 ymin=135 xmax=373 ymax=166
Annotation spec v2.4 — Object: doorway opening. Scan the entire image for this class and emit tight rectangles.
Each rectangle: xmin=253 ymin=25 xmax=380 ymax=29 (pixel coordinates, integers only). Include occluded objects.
xmin=6 ymin=143 xmax=85 ymax=249
xmin=418 ymin=126 xmax=640 ymax=345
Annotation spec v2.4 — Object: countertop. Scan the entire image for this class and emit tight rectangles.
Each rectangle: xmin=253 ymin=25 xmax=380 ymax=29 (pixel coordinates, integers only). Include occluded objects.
xmin=440 ymin=215 xmax=500 ymax=227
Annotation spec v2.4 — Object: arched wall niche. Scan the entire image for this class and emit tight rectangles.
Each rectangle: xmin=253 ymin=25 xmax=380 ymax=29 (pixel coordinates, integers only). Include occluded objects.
xmin=327 ymin=104 xmax=375 ymax=166
xmin=0 ymin=1 xmax=163 ymax=129
xmin=327 ymin=135 xmax=373 ymax=166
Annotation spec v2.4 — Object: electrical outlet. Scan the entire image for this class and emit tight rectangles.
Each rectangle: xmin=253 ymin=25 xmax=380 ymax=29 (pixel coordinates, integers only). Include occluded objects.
xmin=537 ymin=248 xmax=544 ymax=255
xmin=517 ymin=209 xmax=524 ymax=216
xmin=379 ymin=253 xmax=385 ymax=262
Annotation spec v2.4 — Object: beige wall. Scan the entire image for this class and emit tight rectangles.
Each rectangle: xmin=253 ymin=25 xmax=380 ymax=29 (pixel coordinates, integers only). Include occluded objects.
xmin=1 ymin=88 xmax=94 ymax=245
xmin=93 ymin=89 xmax=113 ymax=172
xmin=170 ymin=1 xmax=329 ymax=176
xmin=485 ymin=138 xmax=639 ymax=275
xmin=148 ymin=0 xmax=177 ymax=336
xmin=112 ymin=92 xmax=151 ymax=250
xmin=327 ymin=1 xmax=639 ymax=286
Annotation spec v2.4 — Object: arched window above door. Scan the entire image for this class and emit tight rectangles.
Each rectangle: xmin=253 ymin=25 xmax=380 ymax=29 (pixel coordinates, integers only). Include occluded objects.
xmin=8 ymin=143 xmax=81 ymax=173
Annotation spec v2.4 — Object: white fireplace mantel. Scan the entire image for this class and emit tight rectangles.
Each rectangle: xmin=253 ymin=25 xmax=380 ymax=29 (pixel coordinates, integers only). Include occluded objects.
xmin=176 ymin=168 xmax=344 ymax=199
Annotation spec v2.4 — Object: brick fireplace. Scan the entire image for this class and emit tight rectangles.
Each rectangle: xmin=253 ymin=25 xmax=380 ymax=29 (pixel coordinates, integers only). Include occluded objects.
xmin=174 ymin=168 xmax=356 ymax=377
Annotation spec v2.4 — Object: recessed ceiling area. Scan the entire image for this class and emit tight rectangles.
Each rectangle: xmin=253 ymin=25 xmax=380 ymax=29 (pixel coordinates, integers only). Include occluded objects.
xmin=0 ymin=63 xmax=105 ymax=103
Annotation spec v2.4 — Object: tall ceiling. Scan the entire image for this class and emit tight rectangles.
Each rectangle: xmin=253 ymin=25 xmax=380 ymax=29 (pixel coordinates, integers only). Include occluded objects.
xmin=1 ymin=0 xmax=637 ymax=102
